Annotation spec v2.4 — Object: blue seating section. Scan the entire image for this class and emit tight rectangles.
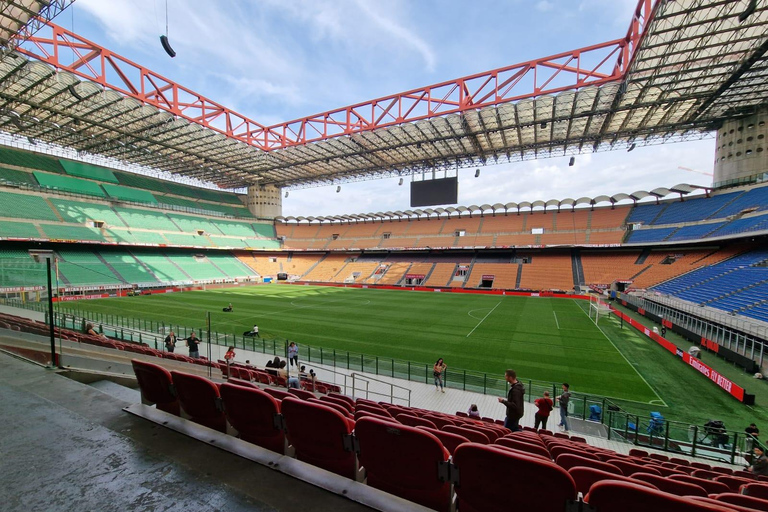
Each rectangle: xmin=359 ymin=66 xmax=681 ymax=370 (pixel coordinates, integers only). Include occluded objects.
xmin=625 ymin=227 xmax=677 ymax=243
xmin=709 ymin=282 xmax=768 ymax=312
xmin=742 ymin=302 xmax=768 ymax=322
xmin=714 ymin=186 xmax=768 ymax=217
xmin=676 ymin=267 xmax=768 ymax=304
xmin=706 ymin=215 xmax=768 ymax=238
xmin=664 ymin=223 xmax=722 ymax=241
xmin=626 ymin=203 xmax=666 ymax=225
xmin=652 ymin=191 xmax=741 ymax=225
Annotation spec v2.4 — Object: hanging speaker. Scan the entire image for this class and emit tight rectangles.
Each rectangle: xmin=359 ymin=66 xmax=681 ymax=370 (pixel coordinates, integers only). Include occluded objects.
xmin=160 ymin=35 xmax=176 ymax=58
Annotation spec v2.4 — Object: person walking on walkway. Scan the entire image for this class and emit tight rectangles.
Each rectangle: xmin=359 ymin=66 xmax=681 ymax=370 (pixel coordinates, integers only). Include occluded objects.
xmin=534 ymin=391 xmax=554 ymax=430
xmin=186 ymin=332 xmax=200 ymax=359
xmin=288 ymin=341 xmax=299 ymax=367
xmin=557 ymin=383 xmax=571 ymax=432
xmin=433 ymin=358 xmax=447 ymax=392
xmin=498 ymin=369 xmax=525 ymax=432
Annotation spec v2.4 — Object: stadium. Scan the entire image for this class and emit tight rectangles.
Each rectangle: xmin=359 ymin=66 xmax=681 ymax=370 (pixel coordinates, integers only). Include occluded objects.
xmin=2 ymin=1 xmax=768 ymax=511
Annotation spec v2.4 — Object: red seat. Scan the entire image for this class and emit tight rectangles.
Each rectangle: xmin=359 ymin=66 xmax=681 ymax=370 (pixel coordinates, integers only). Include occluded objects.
xmin=474 ymin=425 xmax=503 ymax=442
xmin=731 ymin=470 xmax=757 ymax=480
xmin=587 ymin=481 xmax=735 ymax=512
xmin=669 ymin=474 xmax=730 ymax=495
xmin=710 ymin=466 xmax=733 ymax=475
xmin=287 ymin=388 xmax=315 ymax=400
xmin=631 ymin=472 xmax=708 ymax=497
xmin=649 ymin=453 xmax=670 ymax=463
xmin=327 ymin=392 xmax=355 ymax=408
xmin=714 ymin=475 xmax=755 ymax=492
xmin=670 ymin=457 xmax=690 ymax=466
xmin=319 ymin=395 xmax=354 ymax=413
xmin=549 ymin=443 xmax=598 ymax=461
xmin=416 ymin=426 xmax=469 ymax=455
xmin=569 ymin=467 xmax=658 ymax=496
xmin=219 ymin=383 xmax=285 ymax=454
xmin=423 ymin=414 xmax=456 ymax=430
xmin=692 ymin=469 xmax=722 ymax=480
xmin=453 ymin=443 xmax=577 ymax=512
xmin=226 ymin=378 xmax=259 ymax=389
xmin=355 ymin=409 xmax=395 ymax=422
xmin=355 ymin=416 xmax=451 ymax=512
xmin=131 ymin=359 xmax=180 ymax=416
xmin=443 ymin=424 xmax=490 ymax=444
xmin=254 ymin=371 xmax=273 ymax=385
xmin=495 ymin=437 xmax=551 ymax=459
xmin=742 ymin=482 xmax=768 ymax=499
xmin=307 ymin=398 xmax=352 ymax=419
xmin=690 ymin=462 xmax=712 ymax=470
xmin=262 ymin=387 xmax=291 ymax=401
xmin=710 ymin=492 xmax=768 ymax=512
xmin=690 ymin=497 xmax=761 ymax=512
xmin=395 ymin=413 xmax=437 ymax=429
xmin=170 ymin=370 xmax=226 ymax=433
xmin=629 ymin=448 xmax=650 ymax=457
xmin=355 ymin=403 xmax=392 ymax=418
xmin=608 ymin=459 xmax=662 ymax=476
xmin=570 ymin=436 xmax=587 ymax=443
xmin=281 ymin=397 xmax=357 ymax=479
xmin=555 ymin=453 xmax=623 ymax=475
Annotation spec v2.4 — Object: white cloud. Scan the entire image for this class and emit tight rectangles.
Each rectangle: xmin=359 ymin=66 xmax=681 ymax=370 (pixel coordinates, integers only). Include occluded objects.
xmin=536 ymin=1 xmax=554 ymax=12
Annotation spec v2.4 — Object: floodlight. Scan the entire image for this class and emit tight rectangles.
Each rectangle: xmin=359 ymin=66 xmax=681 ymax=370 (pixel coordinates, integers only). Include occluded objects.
xmin=627 ymin=143 xmax=636 ymax=152
xmin=160 ymin=35 xmax=176 ymax=58
xmin=398 ymin=178 xmax=403 ymax=186
xmin=336 ymin=186 xmax=341 ymax=193
xmin=568 ymin=156 xmax=575 ymax=167
xmin=739 ymin=0 xmax=757 ymax=22
xmin=285 ymin=191 xmax=289 ymax=198
xmin=474 ymin=169 xmax=480 ymax=177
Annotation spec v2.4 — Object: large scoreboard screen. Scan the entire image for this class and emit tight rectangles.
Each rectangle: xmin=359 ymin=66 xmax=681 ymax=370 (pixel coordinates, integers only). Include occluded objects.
xmin=410 ymin=177 xmax=458 ymax=207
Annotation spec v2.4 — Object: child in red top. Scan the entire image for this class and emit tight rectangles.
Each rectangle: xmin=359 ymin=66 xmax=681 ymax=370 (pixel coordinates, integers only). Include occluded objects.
xmin=534 ymin=391 xmax=554 ymax=430
xmin=224 ymin=346 xmax=236 ymax=363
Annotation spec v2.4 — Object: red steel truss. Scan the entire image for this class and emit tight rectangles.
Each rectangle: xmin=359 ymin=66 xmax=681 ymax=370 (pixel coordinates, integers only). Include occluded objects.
xmin=15 ymin=0 xmax=656 ymax=152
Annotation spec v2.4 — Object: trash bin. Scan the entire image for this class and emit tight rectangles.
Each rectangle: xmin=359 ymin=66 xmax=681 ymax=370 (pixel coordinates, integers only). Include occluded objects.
xmin=589 ymin=405 xmax=602 ymax=422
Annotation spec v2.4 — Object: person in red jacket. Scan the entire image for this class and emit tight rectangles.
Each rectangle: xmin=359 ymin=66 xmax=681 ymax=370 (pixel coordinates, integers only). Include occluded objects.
xmin=534 ymin=391 xmax=554 ymax=430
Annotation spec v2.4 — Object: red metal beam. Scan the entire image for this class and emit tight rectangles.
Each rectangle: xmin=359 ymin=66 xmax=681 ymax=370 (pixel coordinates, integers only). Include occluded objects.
xmin=15 ymin=0 xmax=660 ymax=152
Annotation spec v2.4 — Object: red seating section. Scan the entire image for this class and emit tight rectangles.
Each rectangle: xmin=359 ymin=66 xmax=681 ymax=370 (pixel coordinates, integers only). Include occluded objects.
xmin=170 ymin=370 xmax=227 ymax=432
xmin=131 ymin=359 xmax=180 ymax=416
xmin=631 ymin=472 xmax=708 ymax=497
xmin=219 ymin=383 xmax=285 ymax=454
xmin=587 ymin=481 xmax=735 ymax=512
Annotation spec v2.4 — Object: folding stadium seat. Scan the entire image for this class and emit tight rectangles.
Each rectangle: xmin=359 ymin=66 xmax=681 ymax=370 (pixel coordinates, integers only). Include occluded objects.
xmin=714 ymin=475 xmax=754 ymax=492
xmin=549 ymin=443 xmax=599 ymax=461
xmin=355 ymin=409 xmax=395 ymax=422
xmin=131 ymin=359 xmax=180 ymax=416
xmin=629 ymin=448 xmax=650 ymax=458
xmin=170 ymin=371 xmax=226 ymax=433
xmin=586 ymin=481 xmax=734 ymax=512
xmin=494 ymin=437 xmax=551 ymax=459
xmin=670 ymin=457 xmax=691 ymax=466
xmin=443 ymin=425 xmax=490 ymax=444
xmin=669 ymin=474 xmax=730 ymax=495
xmin=262 ymin=387 xmax=291 ymax=401
xmin=608 ymin=459 xmax=662 ymax=476
xmin=631 ymin=472 xmax=708 ymax=497
xmin=689 ymin=497 xmax=759 ymax=512
xmin=709 ymin=493 xmax=768 ymax=512
xmin=649 ymin=453 xmax=670 ymax=463
xmin=692 ymin=469 xmax=722 ymax=480
xmin=219 ymin=383 xmax=285 ymax=454
xmin=655 ymin=466 xmax=688 ymax=477
xmin=555 ymin=453 xmax=623 ymax=475
xmin=395 ymin=414 xmax=437 ymax=429
xmin=452 ymin=443 xmax=577 ymax=512
xmin=415 ymin=426 xmax=469 ymax=455
xmin=319 ymin=395 xmax=354 ymax=414
xmin=307 ymin=398 xmax=352 ymax=419
xmin=709 ymin=466 xmax=733 ymax=475
xmin=355 ymin=398 xmax=383 ymax=410
xmin=254 ymin=371 xmax=274 ymax=385
xmin=731 ymin=470 xmax=757 ymax=480
xmin=506 ymin=431 xmax=548 ymax=447
xmin=473 ymin=425 xmax=503 ymax=442
xmin=226 ymin=378 xmax=259 ymax=389
xmin=286 ymin=388 xmax=315 ymax=401
xmin=281 ymin=397 xmax=357 ymax=479
xmin=554 ymin=432 xmax=571 ymax=440
xmin=422 ymin=414 xmax=456 ymax=430
xmin=742 ymin=482 xmax=768 ymax=498
xmin=569 ymin=436 xmax=587 ymax=444
xmin=568 ymin=467 xmax=658 ymax=497
xmin=355 ymin=403 xmax=393 ymax=418
xmin=690 ymin=462 xmax=713 ymax=470
xmin=538 ymin=429 xmax=553 ymax=436
xmin=355 ymin=416 xmax=451 ymax=512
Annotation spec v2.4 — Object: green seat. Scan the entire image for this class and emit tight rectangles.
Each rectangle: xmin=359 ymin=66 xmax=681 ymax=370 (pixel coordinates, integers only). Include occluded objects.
xmin=0 ymin=190 xmax=59 ymax=221
xmin=50 ymin=198 xmax=126 ymax=227
xmin=40 ymin=224 xmax=107 ymax=242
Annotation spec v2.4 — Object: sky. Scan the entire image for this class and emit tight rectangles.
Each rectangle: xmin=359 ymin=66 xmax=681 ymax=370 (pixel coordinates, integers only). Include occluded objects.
xmin=63 ymin=0 xmax=716 ymax=216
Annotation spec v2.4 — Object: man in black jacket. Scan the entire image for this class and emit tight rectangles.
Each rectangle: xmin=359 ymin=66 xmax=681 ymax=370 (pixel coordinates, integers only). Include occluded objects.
xmin=498 ymin=369 xmax=525 ymax=432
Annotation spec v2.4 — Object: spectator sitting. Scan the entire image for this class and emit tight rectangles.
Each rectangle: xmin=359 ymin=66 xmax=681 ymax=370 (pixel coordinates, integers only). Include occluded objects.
xmin=85 ymin=323 xmax=107 ymax=340
xmin=277 ymin=360 xmax=288 ymax=382
xmin=468 ymin=404 xmax=481 ymax=418
xmin=299 ymin=365 xmax=309 ymax=379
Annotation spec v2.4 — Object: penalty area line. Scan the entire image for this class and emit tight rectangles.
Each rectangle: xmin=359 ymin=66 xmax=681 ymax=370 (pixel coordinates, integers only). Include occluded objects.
xmin=466 ymin=299 xmax=503 ymax=338
xmin=553 ymin=311 xmax=560 ymax=330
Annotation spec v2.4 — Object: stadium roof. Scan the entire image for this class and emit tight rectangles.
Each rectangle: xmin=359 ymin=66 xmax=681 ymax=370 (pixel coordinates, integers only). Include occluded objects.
xmin=0 ymin=0 xmax=766 ymax=190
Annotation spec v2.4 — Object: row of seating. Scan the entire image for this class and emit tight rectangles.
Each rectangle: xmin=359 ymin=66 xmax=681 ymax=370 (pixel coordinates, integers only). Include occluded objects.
xmin=132 ymin=361 xmax=768 ymax=511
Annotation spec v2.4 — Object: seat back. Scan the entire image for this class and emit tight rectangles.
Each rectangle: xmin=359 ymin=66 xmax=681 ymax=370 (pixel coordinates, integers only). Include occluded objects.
xmin=262 ymin=387 xmax=291 ymax=401
xmin=555 ymin=453 xmax=622 ymax=474
xmin=495 ymin=437 xmax=551 ymax=459
xmin=170 ymin=370 xmax=226 ymax=432
xmin=631 ymin=472 xmax=708 ymax=497
xmin=219 ymin=383 xmax=284 ymax=454
xmin=742 ymin=482 xmax=768 ymax=499
xmin=226 ymin=377 xmax=259 ymax=389
xmin=709 ymin=492 xmax=768 ymax=512
xmin=443 ymin=424 xmax=490 ymax=444
xmin=287 ymin=388 xmax=315 ymax=400
xmin=395 ymin=413 xmax=437 ymax=429
xmin=669 ymin=474 xmax=730 ymax=495
xmin=327 ymin=392 xmax=355 ymax=408
xmin=281 ymin=397 xmax=356 ymax=479
xmin=355 ymin=416 xmax=451 ymax=512
xmin=692 ymin=469 xmax=722 ymax=480
xmin=416 ymin=426 xmax=469 ymax=455
xmin=568 ymin=467 xmax=658 ymax=496
xmin=422 ymin=414 xmax=456 ymax=430
xmin=587 ymin=481 xmax=735 ymax=512
xmin=307 ymin=398 xmax=352 ymax=419
xmin=131 ymin=359 xmax=179 ymax=415
xmin=608 ymin=458 xmax=662 ymax=476
xmin=355 ymin=403 xmax=392 ymax=418
xmin=319 ymin=395 xmax=354 ymax=413
xmin=714 ymin=475 xmax=755 ymax=492
xmin=453 ymin=443 xmax=576 ymax=512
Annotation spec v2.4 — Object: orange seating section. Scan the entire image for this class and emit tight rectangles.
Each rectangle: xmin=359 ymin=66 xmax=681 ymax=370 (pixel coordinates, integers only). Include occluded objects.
xmin=518 ymin=253 xmax=574 ymax=291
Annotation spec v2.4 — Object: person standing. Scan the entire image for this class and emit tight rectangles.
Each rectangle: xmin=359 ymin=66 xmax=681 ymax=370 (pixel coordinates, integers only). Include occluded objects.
xmin=433 ymin=358 xmax=447 ymax=392
xmin=164 ymin=330 xmax=177 ymax=353
xmin=534 ymin=391 xmax=554 ymax=430
xmin=498 ymin=369 xmax=525 ymax=432
xmin=288 ymin=341 xmax=299 ymax=367
xmin=186 ymin=331 xmax=200 ymax=359
xmin=557 ymin=383 xmax=571 ymax=432
xmin=748 ymin=445 xmax=768 ymax=476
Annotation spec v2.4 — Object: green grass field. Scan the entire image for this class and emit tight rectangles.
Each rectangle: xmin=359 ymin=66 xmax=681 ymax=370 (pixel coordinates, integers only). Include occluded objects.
xmin=71 ymin=285 xmax=660 ymax=403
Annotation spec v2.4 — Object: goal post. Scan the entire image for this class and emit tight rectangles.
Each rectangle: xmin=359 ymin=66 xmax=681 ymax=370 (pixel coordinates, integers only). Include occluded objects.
xmin=588 ymin=294 xmax=613 ymax=325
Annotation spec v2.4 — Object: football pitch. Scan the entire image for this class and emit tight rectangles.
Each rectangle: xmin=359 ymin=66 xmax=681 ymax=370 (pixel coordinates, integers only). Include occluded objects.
xmin=71 ymin=284 xmax=662 ymax=404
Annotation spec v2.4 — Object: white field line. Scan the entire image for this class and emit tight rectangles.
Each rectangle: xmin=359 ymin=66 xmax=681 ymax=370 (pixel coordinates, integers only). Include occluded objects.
xmin=553 ymin=311 xmax=561 ymax=330
xmin=573 ymin=299 xmax=668 ymax=407
xmin=466 ymin=299 xmax=503 ymax=338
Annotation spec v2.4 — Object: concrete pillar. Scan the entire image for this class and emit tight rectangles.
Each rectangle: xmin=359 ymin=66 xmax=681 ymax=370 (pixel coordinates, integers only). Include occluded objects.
xmin=246 ymin=184 xmax=282 ymax=219
xmin=714 ymin=107 xmax=768 ymax=188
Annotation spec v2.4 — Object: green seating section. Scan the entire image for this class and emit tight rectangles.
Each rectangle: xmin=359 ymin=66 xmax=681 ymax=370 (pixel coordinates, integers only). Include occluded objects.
xmin=166 ymin=213 xmax=222 ymax=234
xmin=50 ymin=198 xmax=126 ymax=227
xmin=57 ymin=250 xmax=121 ymax=285
xmin=0 ymin=147 xmax=63 ymax=174
xmin=252 ymin=222 xmax=276 ymax=238
xmin=60 ymin=160 xmax=118 ymax=183
xmin=99 ymin=251 xmax=158 ymax=284
xmin=215 ymin=220 xmax=256 ymax=237
xmin=113 ymin=169 xmax=244 ymax=205
xmin=166 ymin=254 xmax=226 ymax=280
xmin=0 ymin=167 xmax=38 ymax=187
xmin=102 ymin=184 xmax=157 ymax=204
xmin=0 ymin=249 xmax=46 ymax=288
xmin=206 ymin=253 xmax=257 ymax=277
xmin=114 ymin=207 xmax=179 ymax=231
xmin=243 ymin=239 xmax=281 ymax=249
xmin=41 ymin=224 xmax=106 ymax=242
xmin=33 ymin=171 xmax=106 ymax=197
xmin=163 ymin=233 xmax=211 ymax=247
xmin=0 ymin=221 xmax=41 ymax=238
xmin=0 ymin=191 xmax=58 ymax=221
xmin=210 ymin=237 xmax=249 ymax=248
xmin=157 ymin=195 xmax=201 ymax=209
xmin=133 ymin=254 xmax=189 ymax=282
